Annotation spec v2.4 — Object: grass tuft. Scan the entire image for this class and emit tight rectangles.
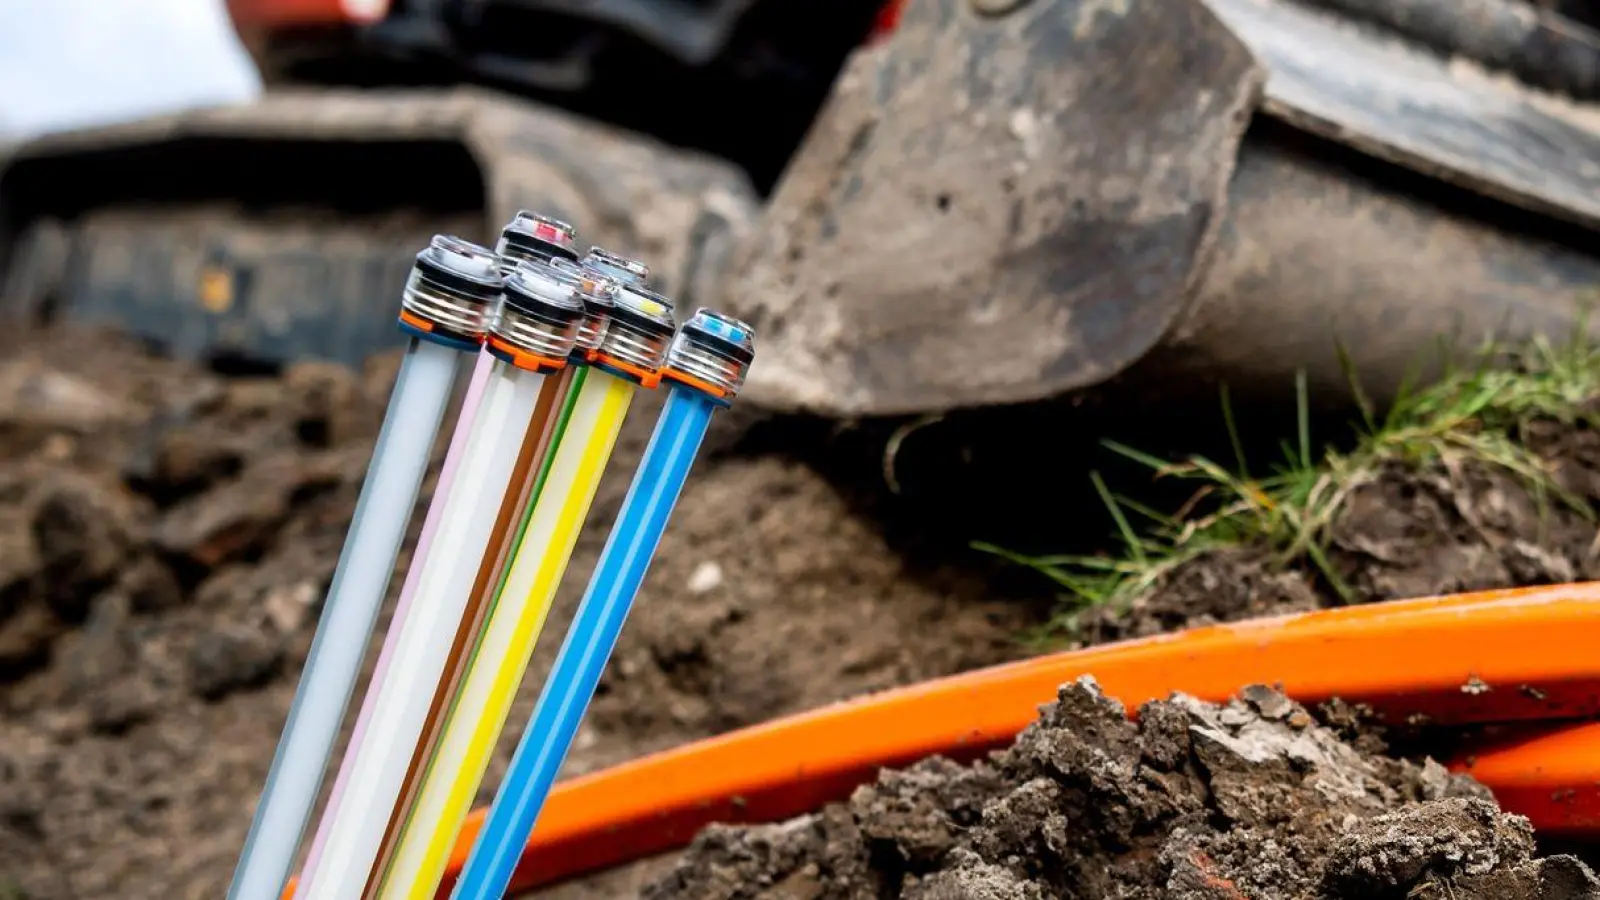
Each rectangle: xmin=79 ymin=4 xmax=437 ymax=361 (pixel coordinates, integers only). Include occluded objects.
xmin=978 ymin=334 xmax=1600 ymax=626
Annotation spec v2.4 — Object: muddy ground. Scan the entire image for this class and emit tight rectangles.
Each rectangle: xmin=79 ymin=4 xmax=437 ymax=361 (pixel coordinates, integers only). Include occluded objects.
xmin=3 ymin=325 xmax=1600 ymax=899
xmin=0 ymin=326 xmax=1042 ymax=900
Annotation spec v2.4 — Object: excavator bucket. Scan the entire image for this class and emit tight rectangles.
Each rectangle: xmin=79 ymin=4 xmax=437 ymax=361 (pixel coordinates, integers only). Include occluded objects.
xmin=722 ymin=0 xmax=1600 ymax=416
xmin=0 ymin=89 xmax=759 ymax=369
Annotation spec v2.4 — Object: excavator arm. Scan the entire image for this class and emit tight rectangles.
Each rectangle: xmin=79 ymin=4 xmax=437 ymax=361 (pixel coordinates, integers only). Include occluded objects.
xmin=719 ymin=0 xmax=1600 ymax=415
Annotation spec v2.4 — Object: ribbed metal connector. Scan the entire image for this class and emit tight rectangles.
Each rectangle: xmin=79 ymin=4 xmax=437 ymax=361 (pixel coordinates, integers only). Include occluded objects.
xmin=489 ymin=261 xmax=586 ymax=369
xmin=400 ymin=235 xmax=505 ymax=343
xmin=664 ymin=308 xmax=756 ymax=399
xmin=495 ymin=211 xmax=580 ymax=273
xmin=550 ymin=257 xmax=617 ymax=354
xmin=593 ymin=283 xmax=676 ymax=378
xmin=582 ymin=247 xmax=650 ymax=286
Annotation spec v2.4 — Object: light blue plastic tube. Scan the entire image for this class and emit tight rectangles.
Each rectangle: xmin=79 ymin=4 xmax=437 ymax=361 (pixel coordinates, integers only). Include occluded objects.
xmin=451 ymin=384 xmax=715 ymax=900
xmin=226 ymin=336 xmax=465 ymax=900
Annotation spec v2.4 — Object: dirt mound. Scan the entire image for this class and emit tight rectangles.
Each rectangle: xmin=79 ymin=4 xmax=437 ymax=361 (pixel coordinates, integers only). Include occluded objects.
xmin=0 ymin=326 xmax=1040 ymax=900
xmin=1072 ymin=422 xmax=1600 ymax=646
xmin=646 ymin=679 xmax=1600 ymax=900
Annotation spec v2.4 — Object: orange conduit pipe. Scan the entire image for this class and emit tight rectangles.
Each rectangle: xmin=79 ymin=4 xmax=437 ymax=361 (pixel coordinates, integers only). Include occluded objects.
xmin=281 ymin=582 xmax=1600 ymax=898
xmin=1450 ymin=721 xmax=1600 ymax=836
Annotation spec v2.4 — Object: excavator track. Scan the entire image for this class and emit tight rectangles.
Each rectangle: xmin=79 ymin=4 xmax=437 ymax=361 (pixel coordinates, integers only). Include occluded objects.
xmin=0 ymin=90 xmax=758 ymax=369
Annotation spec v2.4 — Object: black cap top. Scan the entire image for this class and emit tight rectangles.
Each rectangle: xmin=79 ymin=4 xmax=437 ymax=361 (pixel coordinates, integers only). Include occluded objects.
xmin=413 ymin=234 xmax=505 ymax=303
xmin=502 ymin=261 xmax=586 ymax=325
xmin=675 ymin=308 xmax=756 ymax=365
xmin=497 ymin=211 xmax=580 ymax=265
xmin=582 ymin=247 xmax=650 ymax=285
xmin=608 ymin=283 xmax=677 ymax=340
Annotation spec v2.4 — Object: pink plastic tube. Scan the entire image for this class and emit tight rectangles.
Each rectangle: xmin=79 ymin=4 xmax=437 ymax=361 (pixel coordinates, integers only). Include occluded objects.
xmin=292 ymin=350 xmax=495 ymax=897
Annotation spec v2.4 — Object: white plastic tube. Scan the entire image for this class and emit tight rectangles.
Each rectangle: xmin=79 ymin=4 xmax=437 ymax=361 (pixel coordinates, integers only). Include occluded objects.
xmin=296 ymin=360 xmax=546 ymax=900
xmin=225 ymin=336 xmax=462 ymax=900
xmin=292 ymin=350 xmax=497 ymax=899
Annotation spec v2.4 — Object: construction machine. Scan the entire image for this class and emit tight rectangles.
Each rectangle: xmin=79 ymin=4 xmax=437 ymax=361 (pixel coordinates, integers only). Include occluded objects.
xmin=3 ymin=0 xmax=1600 ymax=416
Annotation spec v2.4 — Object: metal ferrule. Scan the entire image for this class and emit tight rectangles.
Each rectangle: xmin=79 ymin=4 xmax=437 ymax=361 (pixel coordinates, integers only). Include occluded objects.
xmin=549 ymin=257 xmax=616 ymax=354
xmin=593 ymin=283 xmax=675 ymax=376
xmin=582 ymin=247 xmax=650 ymax=286
xmin=574 ymin=308 xmax=611 ymax=354
xmin=664 ymin=307 xmax=757 ymax=398
xmin=492 ymin=261 xmax=586 ymax=364
xmin=401 ymin=235 xmax=505 ymax=341
xmin=495 ymin=211 xmax=580 ymax=273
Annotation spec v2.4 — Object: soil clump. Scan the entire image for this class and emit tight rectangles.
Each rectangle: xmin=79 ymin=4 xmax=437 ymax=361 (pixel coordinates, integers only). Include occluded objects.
xmin=646 ymin=679 xmax=1600 ymax=900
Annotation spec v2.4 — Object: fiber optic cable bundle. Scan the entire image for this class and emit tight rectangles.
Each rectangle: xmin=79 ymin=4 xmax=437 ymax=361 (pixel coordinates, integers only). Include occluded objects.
xmin=234 ymin=214 xmax=758 ymax=900
xmin=294 ymin=211 xmax=584 ymax=899
xmin=378 ymin=278 xmax=678 ymax=900
xmin=362 ymin=244 xmax=657 ymax=899
xmin=351 ymin=213 xmax=596 ymax=897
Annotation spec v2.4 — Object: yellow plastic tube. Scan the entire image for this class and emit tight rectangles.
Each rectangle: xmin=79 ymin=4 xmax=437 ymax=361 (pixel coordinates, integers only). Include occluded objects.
xmin=375 ymin=368 xmax=636 ymax=900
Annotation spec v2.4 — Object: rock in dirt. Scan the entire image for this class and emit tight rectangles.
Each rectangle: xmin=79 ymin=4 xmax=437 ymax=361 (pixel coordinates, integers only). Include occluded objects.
xmin=645 ymin=678 xmax=1599 ymax=900
xmin=0 ymin=466 xmax=151 ymax=673
xmin=29 ymin=470 xmax=148 ymax=623
xmin=281 ymin=360 xmax=373 ymax=448
xmin=154 ymin=450 xmax=350 ymax=569
xmin=54 ymin=596 xmax=152 ymax=730
xmin=1320 ymin=797 xmax=1593 ymax=899
xmin=187 ymin=625 xmax=283 ymax=701
xmin=0 ymin=362 xmax=136 ymax=433
xmin=135 ymin=420 xmax=252 ymax=498
xmin=117 ymin=555 xmax=184 ymax=615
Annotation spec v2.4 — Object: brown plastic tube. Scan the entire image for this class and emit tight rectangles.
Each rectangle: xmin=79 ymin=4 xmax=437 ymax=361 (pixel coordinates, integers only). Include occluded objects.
xmin=360 ymin=366 xmax=573 ymax=898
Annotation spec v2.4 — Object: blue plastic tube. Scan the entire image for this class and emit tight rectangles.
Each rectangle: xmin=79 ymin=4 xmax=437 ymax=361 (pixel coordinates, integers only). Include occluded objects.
xmin=450 ymin=383 xmax=716 ymax=900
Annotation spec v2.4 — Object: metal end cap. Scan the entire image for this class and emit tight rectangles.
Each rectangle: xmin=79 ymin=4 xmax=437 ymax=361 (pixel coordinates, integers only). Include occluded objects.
xmin=544 ymin=257 xmax=612 ymax=354
xmin=402 ymin=235 xmax=505 ymax=338
xmin=491 ymin=262 xmax=584 ymax=366
xmin=594 ymin=283 xmax=677 ymax=374
xmin=416 ymin=235 xmax=504 ymax=294
xmin=582 ymin=246 xmax=650 ymax=285
xmin=610 ymin=284 xmax=677 ymax=338
xmin=502 ymin=261 xmax=585 ymax=324
xmin=665 ymin=307 xmax=756 ymax=397
xmin=496 ymin=210 xmax=580 ymax=266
